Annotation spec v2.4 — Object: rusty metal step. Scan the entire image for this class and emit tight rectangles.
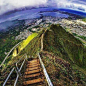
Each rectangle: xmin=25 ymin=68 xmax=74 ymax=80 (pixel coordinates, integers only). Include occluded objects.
xmin=23 ymin=78 xmax=43 ymax=85
xmin=24 ymin=73 xmax=41 ymax=78
xmin=25 ymin=69 xmax=41 ymax=75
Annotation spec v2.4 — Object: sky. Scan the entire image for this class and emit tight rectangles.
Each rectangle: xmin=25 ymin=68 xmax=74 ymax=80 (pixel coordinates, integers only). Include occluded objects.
xmin=53 ymin=0 xmax=86 ymax=13
xmin=0 ymin=0 xmax=48 ymax=15
xmin=0 ymin=0 xmax=86 ymax=15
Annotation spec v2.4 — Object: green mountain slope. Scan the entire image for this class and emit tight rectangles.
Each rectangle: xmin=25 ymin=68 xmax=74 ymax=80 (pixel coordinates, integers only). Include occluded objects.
xmin=43 ymin=24 xmax=85 ymax=66
xmin=1 ymin=24 xmax=86 ymax=86
xmin=7 ymin=24 xmax=86 ymax=68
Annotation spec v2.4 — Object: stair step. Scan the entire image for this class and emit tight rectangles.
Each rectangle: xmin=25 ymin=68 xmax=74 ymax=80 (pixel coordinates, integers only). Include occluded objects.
xmin=28 ymin=61 xmax=38 ymax=63
xmin=28 ymin=61 xmax=39 ymax=63
xmin=23 ymin=78 xmax=43 ymax=85
xmin=27 ymin=64 xmax=40 ymax=68
xmin=24 ymin=73 xmax=40 ymax=78
xmin=22 ymin=58 xmax=46 ymax=85
xmin=28 ymin=60 xmax=39 ymax=62
xmin=27 ymin=64 xmax=40 ymax=67
xmin=28 ymin=62 xmax=40 ymax=65
xmin=26 ymin=67 xmax=40 ymax=71
xmin=27 ymin=65 xmax=40 ymax=68
xmin=25 ymin=69 xmax=41 ymax=75
xmin=27 ymin=62 xmax=40 ymax=65
xmin=27 ymin=62 xmax=39 ymax=64
xmin=28 ymin=59 xmax=38 ymax=62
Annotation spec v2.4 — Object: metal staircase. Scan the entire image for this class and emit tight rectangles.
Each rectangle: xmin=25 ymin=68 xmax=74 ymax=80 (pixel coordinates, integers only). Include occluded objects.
xmin=0 ymin=53 xmax=53 ymax=86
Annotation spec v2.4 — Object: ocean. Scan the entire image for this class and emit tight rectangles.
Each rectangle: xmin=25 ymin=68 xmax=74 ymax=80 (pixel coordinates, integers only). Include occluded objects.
xmin=0 ymin=0 xmax=86 ymax=31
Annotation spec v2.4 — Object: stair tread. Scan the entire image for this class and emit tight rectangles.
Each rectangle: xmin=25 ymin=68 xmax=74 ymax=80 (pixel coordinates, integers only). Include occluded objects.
xmin=29 ymin=59 xmax=39 ymax=61
xmin=27 ymin=64 xmax=40 ymax=66
xmin=25 ymin=68 xmax=41 ymax=72
xmin=27 ymin=62 xmax=40 ymax=65
xmin=28 ymin=62 xmax=40 ymax=65
xmin=23 ymin=59 xmax=45 ymax=85
xmin=24 ymin=73 xmax=40 ymax=78
xmin=23 ymin=78 xmax=43 ymax=85
xmin=26 ymin=67 xmax=40 ymax=71
xmin=27 ymin=64 xmax=40 ymax=67
xmin=28 ymin=61 xmax=39 ymax=63
xmin=25 ymin=69 xmax=41 ymax=75
xmin=28 ymin=60 xmax=39 ymax=62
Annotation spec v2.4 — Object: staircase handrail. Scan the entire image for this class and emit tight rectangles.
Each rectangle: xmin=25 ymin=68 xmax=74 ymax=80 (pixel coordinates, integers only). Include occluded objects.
xmin=38 ymin=53 xmax=53 ymax=86
xmin=14 ymin=54 xmax=27 ymax=86
xmin=0 ymin=42 xmax=21 ymax=68
xmin=3 ymin=54 xmax=27 ymax=86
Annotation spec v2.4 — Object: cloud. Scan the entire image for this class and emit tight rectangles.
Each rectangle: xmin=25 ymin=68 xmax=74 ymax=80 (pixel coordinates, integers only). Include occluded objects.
xmin=0 ymin=0 xmax=86 ymax=15
xmin=54 ymin=0 xmax=86 ymax=12
xmin=0 ymin=0 xmax=48 ymax=15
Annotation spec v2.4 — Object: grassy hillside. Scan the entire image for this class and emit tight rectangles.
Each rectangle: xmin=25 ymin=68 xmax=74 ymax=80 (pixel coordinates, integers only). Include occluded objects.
xmin=43 ymin=24 xmax=85 ymax=67
xmin=12 ymin=32 xmax=38 ymax=57
xmin=1 ymin=24 xmax=86 ymax=86
xmin=82 ymin=18 xmax=86 ymax=22
xmin=40 ymin=51 xmax=86 ymax=86
xmin=5 ymin=30 xmax=44 ymax=67
xmin=1 ymin=32 xmax=39 ymax=71
xmin=4 ymin=24 xmax=86 ymax=69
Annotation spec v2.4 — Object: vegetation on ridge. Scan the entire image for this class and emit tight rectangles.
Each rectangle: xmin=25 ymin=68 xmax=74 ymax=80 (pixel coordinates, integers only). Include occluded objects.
xmin=0 ymin=24 xmax=86 ymax=86
xmin=3 ymin=24 xmax=86 ymax=69
xmin=12 ymin=32 xmax=38 ymax=57
xmin=41 ymin=51 xmax=86 ymax=86
xmin=82 ymin=18 xmax=86 ymax=22
xmin=43 ymin=24 xmax=85 ymax=66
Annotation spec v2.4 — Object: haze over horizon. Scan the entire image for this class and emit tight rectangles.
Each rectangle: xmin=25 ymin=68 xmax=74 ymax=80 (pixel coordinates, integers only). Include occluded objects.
xmin=0 ymin=0 xmax=86 ymax=15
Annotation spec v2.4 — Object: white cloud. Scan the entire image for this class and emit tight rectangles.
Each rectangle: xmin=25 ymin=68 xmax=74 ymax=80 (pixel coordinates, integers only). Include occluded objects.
xmin=0 ymin=0 xmax=86 ymax=15
xmin=55 ymin=0 xmax=86 ymax=12
xmin=0 ymin=0 xmax=48 ymax=15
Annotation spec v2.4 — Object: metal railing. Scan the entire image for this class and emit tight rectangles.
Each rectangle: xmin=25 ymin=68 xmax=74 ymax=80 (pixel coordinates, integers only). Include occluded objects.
xmin=3 ymin=54 xmax=27 ymax=86
xmin=38 ymin=53 xmax=53 ymax=86
xmin=3 ymin=53 xmax=53 ymax=86
xmin=0 ymin=42 xmax=21 ymax=68
xmin=14 ymin=54 xmax=27 ymax=86
xmin=3 ymin=68 xmax=15 ymax=86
